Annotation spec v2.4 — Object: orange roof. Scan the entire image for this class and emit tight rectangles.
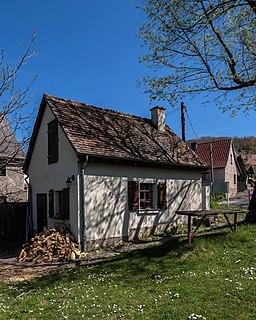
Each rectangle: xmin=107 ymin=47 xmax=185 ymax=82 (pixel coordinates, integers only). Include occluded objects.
xmin=195 ymin=139 xmax=232 ymax=168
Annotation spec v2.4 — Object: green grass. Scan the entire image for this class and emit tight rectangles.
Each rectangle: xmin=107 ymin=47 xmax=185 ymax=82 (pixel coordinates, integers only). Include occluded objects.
xmin=1 ymin=225 xmax=256 ymax=319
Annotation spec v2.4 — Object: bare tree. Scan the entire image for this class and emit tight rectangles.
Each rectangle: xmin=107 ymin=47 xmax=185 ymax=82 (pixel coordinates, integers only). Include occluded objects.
xmin=0 ymin=31 xmax=37 ymax=202
xmin=138 ymin=0 xmax=256 ymax=114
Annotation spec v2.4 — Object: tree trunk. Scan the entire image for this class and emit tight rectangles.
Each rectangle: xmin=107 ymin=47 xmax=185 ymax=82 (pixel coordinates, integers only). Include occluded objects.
xmin=244 ymin=187 xmax=256 ymax=223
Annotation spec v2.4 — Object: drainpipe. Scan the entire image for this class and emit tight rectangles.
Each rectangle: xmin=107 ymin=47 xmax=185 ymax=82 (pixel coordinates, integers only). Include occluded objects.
xmin=25 ymin=176 xmax=33 ymax=241
xmin=79 ymin=155 xmax=88 ymax=252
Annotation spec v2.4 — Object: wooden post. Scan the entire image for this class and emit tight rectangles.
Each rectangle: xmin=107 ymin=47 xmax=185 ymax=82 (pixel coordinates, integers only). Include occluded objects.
xmin=188 ymin=215 xmax=192 ymax=244
xmin=234 ymin=212 xmax=238 ymax=232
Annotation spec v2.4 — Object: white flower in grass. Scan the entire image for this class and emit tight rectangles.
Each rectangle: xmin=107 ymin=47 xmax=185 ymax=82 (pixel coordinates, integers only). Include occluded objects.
xmin=188 ymin=313 xmax=206 ymax=320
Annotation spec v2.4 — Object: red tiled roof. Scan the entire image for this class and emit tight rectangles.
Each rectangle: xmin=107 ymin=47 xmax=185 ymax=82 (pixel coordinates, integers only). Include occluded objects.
xmin=24 ymin=94 xmax=207 ymax=172
xmin=195 ymin=139 xmax=232 ymax=168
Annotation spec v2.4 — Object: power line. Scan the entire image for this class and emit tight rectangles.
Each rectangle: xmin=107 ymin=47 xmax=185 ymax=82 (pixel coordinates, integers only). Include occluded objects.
xmin=185 ymin=109 xmax=198 ymax=139
xmin=166 ymin=107 xmax=179 ymax=117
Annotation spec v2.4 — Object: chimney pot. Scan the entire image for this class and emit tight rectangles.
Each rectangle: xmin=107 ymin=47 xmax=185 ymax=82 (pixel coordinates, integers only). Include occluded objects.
xmin=150 ymin=106 xmax=166 ymax=132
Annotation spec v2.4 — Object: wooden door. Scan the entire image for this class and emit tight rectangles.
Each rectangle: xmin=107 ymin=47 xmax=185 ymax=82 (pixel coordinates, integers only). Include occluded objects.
xmin=36 ymin=193 xmax=47 ymax=233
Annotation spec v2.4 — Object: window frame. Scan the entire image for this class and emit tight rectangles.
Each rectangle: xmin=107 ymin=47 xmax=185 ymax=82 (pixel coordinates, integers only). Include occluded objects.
xmin=128 ymin=180 xmax=167 ymax=212
xmin=52 ymin=188 xmax=70 ymax=220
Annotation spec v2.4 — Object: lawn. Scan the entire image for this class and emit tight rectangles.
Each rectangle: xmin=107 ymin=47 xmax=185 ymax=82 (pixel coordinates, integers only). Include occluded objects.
xmin=1 ymin=225 xmax=256 ymax=320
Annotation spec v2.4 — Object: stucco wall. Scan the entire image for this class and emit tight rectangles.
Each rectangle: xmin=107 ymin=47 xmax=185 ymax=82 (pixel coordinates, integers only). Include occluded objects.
xmin=213 ymin=145 xmax=238 ymax=194
xmin=0 ymin=164 xmax=27 ymax=202
xmin=28 ymin=105 xmax=79 ymax=238
xmin=83 ymin=163 xmax=202 ymax=246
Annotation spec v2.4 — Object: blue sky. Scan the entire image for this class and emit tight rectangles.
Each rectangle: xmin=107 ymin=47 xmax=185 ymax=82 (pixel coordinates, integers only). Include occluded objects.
xmin=1 ymin=0 xmax=255 ymax=140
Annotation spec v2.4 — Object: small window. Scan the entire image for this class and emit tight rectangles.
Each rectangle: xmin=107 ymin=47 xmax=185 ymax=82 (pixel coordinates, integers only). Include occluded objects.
xmin=140 ymin=183 xmax=154 ymax=209
xmin=0 ymin=166 xmax=6 ymax=176
xmin=128 ymin=181 xmax=166 ymax=211
xmin=234 ymin=174 xmax=237 ymax=185
xmin=47 ymin=119 xmax=59 ymax=164
xmin=55 ymin=188 xmax=70 ymax=219
xmin=230 ymin=154 xmax=233 ymax=165
xmin=201 ymin=172 xmax=210 ymax=184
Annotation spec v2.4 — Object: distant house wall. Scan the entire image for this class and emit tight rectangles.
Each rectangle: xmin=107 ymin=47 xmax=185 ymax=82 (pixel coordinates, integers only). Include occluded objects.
xmin=0 ymin=164 xmax=27 ymax=202
xmin=212 ymin=146 xmax=238 ymax=195
xmin=83 ymin=163 xmax=202 ymax=247
xmin=225 ymin=145 xmax=238 ymax=194
xmin=28 ymin=105 xmax=79 ymax=238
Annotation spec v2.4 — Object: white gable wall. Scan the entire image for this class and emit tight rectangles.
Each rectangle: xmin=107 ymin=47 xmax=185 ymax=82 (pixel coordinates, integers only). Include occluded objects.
xmin=83 ymin=163 xmax=202 ymax=247
xmin=28 ymin=105 xmax=79 ymax=238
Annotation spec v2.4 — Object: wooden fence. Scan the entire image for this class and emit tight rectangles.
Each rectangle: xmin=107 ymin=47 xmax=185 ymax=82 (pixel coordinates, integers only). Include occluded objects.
xmin=0 ymin=202 xmax=28 ymax=247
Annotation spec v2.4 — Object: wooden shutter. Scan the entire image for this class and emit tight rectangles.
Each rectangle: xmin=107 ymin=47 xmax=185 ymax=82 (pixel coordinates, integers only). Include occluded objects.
xmin=47 ymin=119 xmax=58 ymax=164
xmin=48 ymin=190 xmax=54 ymax=218
xmin=157 ymin=182 xmax=167 ymax=209
xmin=128 ymin=181 xmax=139 ymax=211
xmin=62 ymin=188 xmax=70 ymax=220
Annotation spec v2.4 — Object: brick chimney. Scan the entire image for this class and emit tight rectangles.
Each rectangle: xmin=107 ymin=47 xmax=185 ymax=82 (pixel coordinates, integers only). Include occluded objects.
xmin=150 ymin=106 xmax=166 ymax=132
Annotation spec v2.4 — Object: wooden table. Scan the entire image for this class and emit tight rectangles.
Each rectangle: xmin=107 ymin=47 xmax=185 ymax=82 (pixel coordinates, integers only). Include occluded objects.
xmin=176 ymin=209 xmax=248 ymax=244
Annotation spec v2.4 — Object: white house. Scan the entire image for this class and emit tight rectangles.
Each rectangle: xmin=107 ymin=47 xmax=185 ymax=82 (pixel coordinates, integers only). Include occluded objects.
xmin=24 ymin=94 xmax=207 ymax=251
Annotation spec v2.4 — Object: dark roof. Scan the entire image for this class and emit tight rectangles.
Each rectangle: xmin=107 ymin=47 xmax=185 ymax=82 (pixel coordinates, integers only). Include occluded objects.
xmin=195 ymin=139 xmax=232 ymax=168
xmin=24 ymin=94 xmax=207 ymax=172
xmin=0 ymin=116 xmax=25 ymax=161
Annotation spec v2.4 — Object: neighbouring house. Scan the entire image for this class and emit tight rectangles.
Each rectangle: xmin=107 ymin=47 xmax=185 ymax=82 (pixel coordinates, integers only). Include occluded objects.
xmin=24 ymin=94 xmax=208 ymax=250
xmin=0 ymin=116 xmax=27 ymax=202
xmin=191 ymin=139 xmax=239 ymax=195
xmin=245 ymin=155 xmax=256 ymax=185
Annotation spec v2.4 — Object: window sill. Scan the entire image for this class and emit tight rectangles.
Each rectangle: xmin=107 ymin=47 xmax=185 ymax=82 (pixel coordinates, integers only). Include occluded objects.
xmin=137 ymin=209 xmax=162 ymax=215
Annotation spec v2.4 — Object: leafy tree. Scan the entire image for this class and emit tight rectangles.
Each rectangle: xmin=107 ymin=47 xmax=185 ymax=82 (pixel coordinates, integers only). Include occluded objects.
xmin=138 ymin=0 xmax=256 ymax=114
xmin=0 ymin=32 xmax=37 ymax=201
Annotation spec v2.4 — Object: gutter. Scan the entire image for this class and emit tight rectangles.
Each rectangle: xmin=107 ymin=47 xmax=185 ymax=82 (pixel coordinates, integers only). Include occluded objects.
xmin=79 ymin=155 xmax=88 ymax=252
xmin=25 ymin=176 xmax=33 ymax=242
xmin=77 ymin=153 xmax=208 ymax=172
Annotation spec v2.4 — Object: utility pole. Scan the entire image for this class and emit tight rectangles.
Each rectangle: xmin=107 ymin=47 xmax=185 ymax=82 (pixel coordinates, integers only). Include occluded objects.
xmin=209 ymin=142 xmax=214 ymax=193
xmin=181 ymin=102 xmax=186 ymax=142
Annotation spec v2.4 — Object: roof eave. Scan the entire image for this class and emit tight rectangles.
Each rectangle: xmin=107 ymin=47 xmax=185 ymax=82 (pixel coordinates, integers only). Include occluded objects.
xmin=77 ymin=153 xmax=208 ymax=172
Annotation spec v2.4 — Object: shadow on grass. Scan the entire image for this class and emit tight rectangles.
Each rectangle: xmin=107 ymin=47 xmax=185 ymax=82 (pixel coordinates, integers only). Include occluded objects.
xmin=10 ymin=228 xmax=239 ymax=294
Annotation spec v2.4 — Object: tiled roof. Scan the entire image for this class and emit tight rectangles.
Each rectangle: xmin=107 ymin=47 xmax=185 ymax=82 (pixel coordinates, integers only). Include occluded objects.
xmin=195 ymin=139 xmax=232 ymax=168
xmin=25 ymin=94 xmax=207 ymax=171
xmin=0 ymin=116 xmax=25 ymax=161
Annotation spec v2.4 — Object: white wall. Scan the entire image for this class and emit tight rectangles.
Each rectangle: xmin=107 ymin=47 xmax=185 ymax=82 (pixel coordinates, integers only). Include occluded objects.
xmin=83 ymin=163 xmax=202 ymax=244
xmin=28 ymin=105 xmax=79 ymax=238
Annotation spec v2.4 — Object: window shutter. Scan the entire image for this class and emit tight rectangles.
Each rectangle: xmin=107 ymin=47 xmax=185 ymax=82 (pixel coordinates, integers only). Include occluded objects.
xmin=157 ymin=182 xmax=167 ymax=209
xmin=47 ymin=119 xmax=58 ymax=164
xmin=62 ymin=188 xmax=70 ymax=220
xmin=48 ymin=189 xmax=54 ymax=218
xmin=128 ymin=181 xmax=139 ymax=211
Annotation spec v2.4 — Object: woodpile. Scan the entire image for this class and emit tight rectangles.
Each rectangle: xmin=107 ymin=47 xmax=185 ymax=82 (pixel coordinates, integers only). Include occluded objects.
xmin=17 ymin=225 xmax=86 ymax=263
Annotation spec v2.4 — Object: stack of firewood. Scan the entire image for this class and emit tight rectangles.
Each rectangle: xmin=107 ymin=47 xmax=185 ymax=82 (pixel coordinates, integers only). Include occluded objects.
xmin=17 ymin=226 xmax=85 ymax=263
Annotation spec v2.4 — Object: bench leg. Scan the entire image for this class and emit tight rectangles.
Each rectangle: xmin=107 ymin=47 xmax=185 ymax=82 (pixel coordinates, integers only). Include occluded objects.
xmin=188 ymin=215 xmax=192 ymax=244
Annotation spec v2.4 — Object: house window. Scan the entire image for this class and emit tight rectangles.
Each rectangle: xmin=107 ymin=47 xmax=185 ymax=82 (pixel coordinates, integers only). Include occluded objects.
xmin=230 ymin=154 xmax=233 ymax=165
xmin=55 ymin=188 xmax=70 ymax=219
xmin=47 ymin=119 xmax=59 ymax=164
xmin=0 ymin=166 xmax=6 ymax=176
xmin=140 ymin=183 xmax=154 ymax=209
xmin=201 ymin=172 xmax=210 ymax=184
xmin=234 ymin=174 xmax=237 ymax=185
xmin=128 ymin=181 xmax=167 ymax=211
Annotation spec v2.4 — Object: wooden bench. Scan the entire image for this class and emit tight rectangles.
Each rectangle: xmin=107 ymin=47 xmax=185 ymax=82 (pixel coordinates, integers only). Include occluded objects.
xmin=176 ymin=209 xmax=248 ymax=244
